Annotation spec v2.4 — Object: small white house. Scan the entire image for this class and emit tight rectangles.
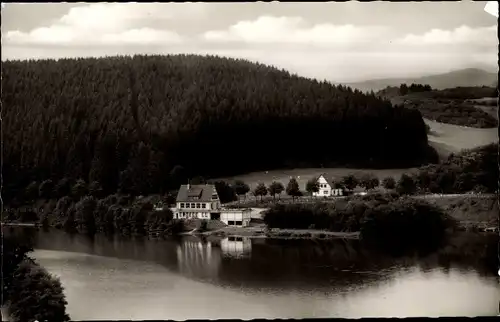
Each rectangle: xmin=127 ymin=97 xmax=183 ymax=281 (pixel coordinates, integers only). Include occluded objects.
xmin=312 ymin=174 xmax=344 ymax=197
xmin=220 ymin=208 xmax=251 ymax=227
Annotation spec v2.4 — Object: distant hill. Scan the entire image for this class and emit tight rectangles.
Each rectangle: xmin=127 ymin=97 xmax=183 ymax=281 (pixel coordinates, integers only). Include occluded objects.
xmin=342 ymin=68 xmax=498 ymax=93
xmin=1 ymin=54 xmax=435 ymax=202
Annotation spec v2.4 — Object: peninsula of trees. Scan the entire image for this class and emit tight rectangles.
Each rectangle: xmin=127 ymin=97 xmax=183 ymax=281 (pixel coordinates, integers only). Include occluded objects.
xmin=3 ymin=54 xmax=436 ymax=203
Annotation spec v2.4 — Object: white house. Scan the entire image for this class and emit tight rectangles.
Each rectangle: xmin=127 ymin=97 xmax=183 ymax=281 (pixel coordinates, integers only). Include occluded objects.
xmin=312 ymin=174 xmax=344 ymax=197
xmin=174 ymin=184 xmax=221 ymax=220
xmin=174 ymin=183 xmax=251 ymax=227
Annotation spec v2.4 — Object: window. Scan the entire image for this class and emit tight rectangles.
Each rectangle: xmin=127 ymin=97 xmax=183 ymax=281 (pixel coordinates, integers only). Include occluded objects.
xmin=235 ymin=221 xmax=242 ymax=226
xmin=202 ymin=203 xmax=206 ymax=208
xmin=196 ymin=203 xmax=200 ymax=208
xmin=180 ymin=203 xmax=185 ymax=208
xmin=190 ymin=203 xmax=195 ymax=208
xmin=228 ymin=236 xmax=236 ymax=241
xmin=228 ymin=221 xmax=235 ymax=225
xmin=212 ymin=194 xmax=218 ymax=200
xmin=235 ymin=237 xmax=243 ymax=242
xmin=324 ymin=190 xmax=329 ymax=195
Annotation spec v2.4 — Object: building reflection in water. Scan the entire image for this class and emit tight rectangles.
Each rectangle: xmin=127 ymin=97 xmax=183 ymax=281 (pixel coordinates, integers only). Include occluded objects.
xmin=220 ymin=236 xmax=252 ymax=258
xmin=176 ymin=238 xmax=222 ymax=279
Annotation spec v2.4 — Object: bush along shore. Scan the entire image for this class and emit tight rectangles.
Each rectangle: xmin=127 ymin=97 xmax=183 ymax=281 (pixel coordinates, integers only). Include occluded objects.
xmin=2 ymin=234 xmax=70 ymax=322
xmin=262 ymin=193 xmax=457 ymax=246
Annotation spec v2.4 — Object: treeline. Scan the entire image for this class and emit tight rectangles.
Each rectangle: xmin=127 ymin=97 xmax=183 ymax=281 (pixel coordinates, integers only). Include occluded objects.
xmin=263 ymin=193 xmax=454 ymax=248
xmin=235 ymin=143 xmax=497 ymax=206
xmin=399 ymin=83 xmax=433 ymax=95
xmin=5 ymin=194 xmax=182 ymax=236
xmin=2 ymin=232 xmax=70 ymax=322
xmin=3 ymin=54 xmax=435 ymax=204
xmin=4 ymin=179 xmax=241 ymax=236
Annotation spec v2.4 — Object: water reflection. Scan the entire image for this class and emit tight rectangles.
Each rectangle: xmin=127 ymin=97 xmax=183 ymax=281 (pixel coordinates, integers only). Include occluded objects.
xmin=4 ymin=227 xmax=500 ymax=319
xmin=3 ymin=227 xmax=499 ymax=318
xmin=176 ymin=237 xmax=221 ymax=280
xmin=221 ymin=237 xmax=252 ymax=258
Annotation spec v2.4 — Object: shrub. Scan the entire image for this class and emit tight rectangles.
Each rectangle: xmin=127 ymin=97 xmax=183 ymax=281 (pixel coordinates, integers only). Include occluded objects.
xmin=146 ymin=208 xmax=174 ymax=231
xmin=8 ymin=259 xmax=70 ymax=322
xmin=382 ymin=177 xmax=396 ymax=190
xmin=396 ymin=174 xmax=417 ymax=195
xmin=360 ymin=198 xmax=452 ymax=248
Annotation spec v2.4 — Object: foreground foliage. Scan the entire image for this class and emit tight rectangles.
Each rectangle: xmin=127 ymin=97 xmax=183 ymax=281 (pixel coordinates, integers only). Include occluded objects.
xmin=3 ymin=54 xmax=435 ymax=204
xmin=2 ymin=233 xmax=70 ymax=322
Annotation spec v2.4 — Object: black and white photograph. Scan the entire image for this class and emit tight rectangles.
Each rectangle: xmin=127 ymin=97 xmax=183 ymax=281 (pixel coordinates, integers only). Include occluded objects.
xmin=1 ymin=1 xmax=499 ymax=321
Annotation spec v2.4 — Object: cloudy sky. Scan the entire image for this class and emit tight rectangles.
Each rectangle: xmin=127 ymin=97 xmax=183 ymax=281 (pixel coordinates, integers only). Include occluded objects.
xmin=1 ymin=2 xmax=497 ymax=82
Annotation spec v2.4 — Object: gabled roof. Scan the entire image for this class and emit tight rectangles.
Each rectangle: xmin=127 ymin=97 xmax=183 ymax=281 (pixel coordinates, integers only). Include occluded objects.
xmin=176 ymin=184 xmax=218 ymax=202
xmin=317 ymin=174 xmax=337 ymax=188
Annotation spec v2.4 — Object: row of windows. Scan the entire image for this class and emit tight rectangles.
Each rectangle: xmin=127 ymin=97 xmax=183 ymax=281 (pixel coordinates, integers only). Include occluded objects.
xmin=227 ymin=220 xmax=243 ymax=226
xmin=319 ymin=190 xmax=343 ymax=196
xmin=180 ymin=202 xmax=207 ymax=209
xmin=177 ymin=212 xmax=210 ymax=219
xmin=319 ymin=184 xmax=329 ymax=188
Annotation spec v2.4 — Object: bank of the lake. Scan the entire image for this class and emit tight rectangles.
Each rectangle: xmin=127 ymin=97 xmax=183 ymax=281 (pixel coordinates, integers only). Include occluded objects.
xmin=3 ymin=192 xmax=497 ymax=244
xmin=4 ymin=226 xmax=498 ymax=320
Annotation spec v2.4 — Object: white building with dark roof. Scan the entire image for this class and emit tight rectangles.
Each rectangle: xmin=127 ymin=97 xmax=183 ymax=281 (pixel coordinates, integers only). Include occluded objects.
xmin=174 ymin=184 xmax=221 ymax=220
xmin=174 ymin=183 xmax=251 ymax=227
xmin=313 ymin=174 xmax=344 ymax=197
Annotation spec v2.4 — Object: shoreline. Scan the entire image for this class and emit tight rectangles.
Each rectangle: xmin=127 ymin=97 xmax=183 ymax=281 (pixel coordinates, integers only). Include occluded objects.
xmin=3 ymin=192 xmax=497 ymax=240
xmin=194 ymin=227 xmax=361 ymax=240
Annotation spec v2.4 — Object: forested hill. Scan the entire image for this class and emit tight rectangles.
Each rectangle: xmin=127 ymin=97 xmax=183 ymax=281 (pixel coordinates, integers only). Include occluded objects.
xmin=2 ymin=54 xmax=435 ymax=200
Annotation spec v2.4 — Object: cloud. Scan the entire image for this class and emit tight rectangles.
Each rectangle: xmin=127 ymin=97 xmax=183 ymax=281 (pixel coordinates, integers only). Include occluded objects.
xmin=202 ymin=16 xmax=389 ymax=48
xmin=203 ymin=16 xmax=497 ymax=52
xmin=396 ymin=25 xmax=497 ymax=46
xmin=2 ymin=3 xmax=207 ymax=46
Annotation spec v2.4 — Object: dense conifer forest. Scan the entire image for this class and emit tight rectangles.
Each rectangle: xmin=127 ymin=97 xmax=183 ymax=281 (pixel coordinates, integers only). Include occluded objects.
xmin=2 ymin=54 xmax=436 ymax=202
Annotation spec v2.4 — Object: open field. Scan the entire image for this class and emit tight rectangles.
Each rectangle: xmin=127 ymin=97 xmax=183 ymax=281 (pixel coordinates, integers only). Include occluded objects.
xmin=424 ymin=118 xmax=497 ymax=159
xmin=219 ymin=168 xmax=414 ymax=191
xmin=219 ymin=116 xmax=497 ymax=188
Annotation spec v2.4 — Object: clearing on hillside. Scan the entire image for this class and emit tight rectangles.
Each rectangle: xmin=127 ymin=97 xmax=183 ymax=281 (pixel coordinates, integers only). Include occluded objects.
xmin=425 ymin=119 xmax=497 ymax=159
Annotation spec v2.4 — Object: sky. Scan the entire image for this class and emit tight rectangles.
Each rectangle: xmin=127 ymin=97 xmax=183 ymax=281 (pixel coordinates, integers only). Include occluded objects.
xmin=1 ymin=2 xmax=498 ymax=82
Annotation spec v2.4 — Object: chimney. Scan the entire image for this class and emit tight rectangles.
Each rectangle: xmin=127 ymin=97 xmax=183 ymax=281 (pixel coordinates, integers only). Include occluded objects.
xmin=187 ymin=179 xmax=190 ymax=190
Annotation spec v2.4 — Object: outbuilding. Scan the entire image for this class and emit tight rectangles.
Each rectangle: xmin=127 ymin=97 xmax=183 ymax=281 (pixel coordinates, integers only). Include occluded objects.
xmin=220 ymin=208 xmax=251 ymax=227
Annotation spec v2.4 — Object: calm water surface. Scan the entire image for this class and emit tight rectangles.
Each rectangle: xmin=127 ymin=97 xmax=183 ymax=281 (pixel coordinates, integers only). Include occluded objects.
xmin=5 ymin=228 xmax=499 ymax=320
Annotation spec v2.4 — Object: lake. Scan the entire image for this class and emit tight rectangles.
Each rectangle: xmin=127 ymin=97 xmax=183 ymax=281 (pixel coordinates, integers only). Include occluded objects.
xmin=4 ymin=227 xmax=499 ymax=320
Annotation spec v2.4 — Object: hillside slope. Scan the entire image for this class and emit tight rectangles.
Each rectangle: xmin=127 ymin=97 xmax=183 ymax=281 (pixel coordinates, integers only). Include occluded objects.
xmin=374 ymin=86 xmax=498 ymax=159
xmin=2 ymin=54 xmax=434 ymax=201
xmin=344 ymin=68 xmax=497 ymax=93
